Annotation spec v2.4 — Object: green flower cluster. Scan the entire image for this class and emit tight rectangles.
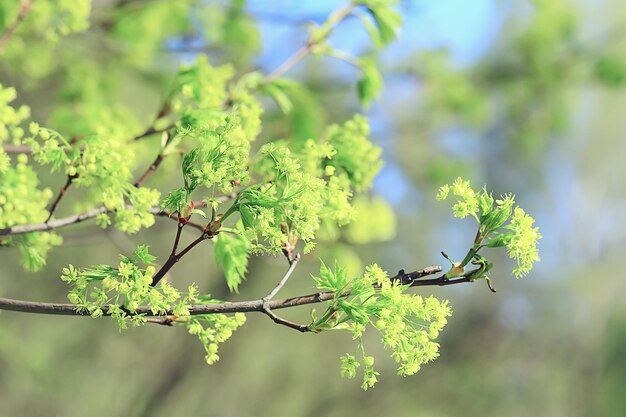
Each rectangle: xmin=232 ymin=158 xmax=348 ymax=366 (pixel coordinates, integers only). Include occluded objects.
xmin=437 ymin=177 xmax=541 ymax=277
xmin=231 ymin=115 xmax=383 ymax=255
xmin=162 ymin=58 xmax=262 ymax=216
xmin=188 ymin=312 xmax=247 ymax=365
xmin=507 ymin=207 xmax=542 ymax=278
xmin=174 ymin=57 xmax=234 ymax=118
xmin=0 ymin=86 xmax=61 ymax=270
xmin=26 ymin=127 xmax=161 ymax=233
xmin=179 ymin=115 xmax=251 ymax=194
xmin=0 ymin=85 xmax=30 ymax=150
xmin=310 ymin=263 xmax=452 ymax=389
xmin=61 ymin=246 xmax=195 ymax=328
xmin=236 ymin=143 xmax=326 ymax=252
xmin=61 ymin=245 xmax=247 ymax=364
xmin=322 ymin=115 xmax=383 ymax=192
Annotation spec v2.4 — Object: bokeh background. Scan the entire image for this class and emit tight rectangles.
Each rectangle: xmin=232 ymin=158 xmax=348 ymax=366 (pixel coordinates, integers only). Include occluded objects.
xmin=1 ymin=0 xmax=626 ymax=416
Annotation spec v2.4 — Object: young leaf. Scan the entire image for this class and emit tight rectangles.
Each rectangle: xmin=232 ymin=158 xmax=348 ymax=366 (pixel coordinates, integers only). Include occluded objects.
xmin=214 ymin=233 xmax=250 ymax=293
xmin=364 ymin=5 xmax=402 ymax=45
xmin=260 ymin=79 xmax=299 ymax=114
xmin=132 ymin=245 xmax=156 ymax=265
xmin=357 ymin=57 xmax=383 ymax=108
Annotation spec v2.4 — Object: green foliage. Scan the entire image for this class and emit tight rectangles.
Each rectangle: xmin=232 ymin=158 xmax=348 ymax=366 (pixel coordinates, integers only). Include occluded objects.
xmin=311 ymin=263 xmax=452 ymax=389
xmin=594 ymin=54 xmax=626 ymax=87
xmin=178 ymin=115 xmax=251 ymax=195
xmin=322 ymin=115 xmax=383 ymax=192
xmin=61 ymin=245 xmax=246 ymax=364
xmin=62 ymin=246 xmax=185 ymax=322
xmin=357 ymin=56 xmax=384 ymax=108
xmin=0 ymin=86 xmax=61 ymax=270
xmin=357 ymin=0 xmax=403 ymax=46
xmin=260 ymin=78 xmax=298 ymax=114
xmin=437 ymin=177 xmax=542 ymax=278
xmin=26 ymin=128 xmax=162 ymax=233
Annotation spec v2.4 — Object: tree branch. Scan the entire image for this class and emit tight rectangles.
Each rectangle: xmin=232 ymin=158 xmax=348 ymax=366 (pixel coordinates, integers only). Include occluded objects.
xmin=0 ymin=265 xmax=452 ymax=327
xmin=0 ymin=198 xmax=235 ymax=237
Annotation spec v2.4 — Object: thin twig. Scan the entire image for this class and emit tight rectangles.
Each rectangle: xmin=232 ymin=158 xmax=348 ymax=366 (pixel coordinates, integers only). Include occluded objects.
xmin=260 ymin=253 xmax=308 ymax=332
xmin=264 ymin=4 xmax=355 ymax=82
xmin=265 ymin=45 xmax=311 ymax=82
xmin=265 ymin=253 xmax=301 ymax=301
xmin=150 ymin=232 xmax=211 ymax=287
xmin=0 ymin=0 xmax=32 ymax=52
xmin=145 ymin=316 xmax=177 ymax=326
xmin=147 ymin=221 xmax=189 ymax=287
xmin=132 ymin=123 xmax=174 ymax=142
xmin=134 ymin=153 xmax=164 ymax=187
xmin=171 ymin=222 xmax=185 ymax=256
xmin=0 ymin=198 xmax=231 ymax=237
xmin=46 ymin=174 xmax=78 ymax=222
xmin=2 ymin=144 xmax=32 ymax=153
xmin=263 ymin=308 xmax=309 ymax=332
xmin=132 ymin=102 xmax=172 ymax=142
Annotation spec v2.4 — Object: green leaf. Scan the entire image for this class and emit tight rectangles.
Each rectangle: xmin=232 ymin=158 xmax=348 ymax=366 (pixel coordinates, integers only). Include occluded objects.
xmin=357 ymin=57 xmax=383 ymax=108
xmin=214 ymin=233 xmax=250 ymax=293
xmin=477 ymin=190 xmax=494 ymax=218
xmin=365 ymin=5 xmax=402 ymax=46
xmin=132 ymin=245 xmax=156 ymax=265
xmin=312 ymin=261 xmax=348 ymax=292
xmin=239 ymin=203 xmax=256 ymax=229
xmin=358 ymin=12 xmax=384 ymax=47
xmin=486 ymin=233 xmax=512 ymax=248
xmin=260 ymin=79 xmax=298 ymax=113
xmin=182 ymin=148 xmax=200 ymax=191
xmin=161 ymin=187 xmax=188 ymax=213
xmin=190 ymin=208 xmax=207 ymax=218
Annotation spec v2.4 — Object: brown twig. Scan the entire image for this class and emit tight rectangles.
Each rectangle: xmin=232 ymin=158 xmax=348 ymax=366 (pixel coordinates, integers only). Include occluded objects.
xmin=134 ymin=153 xmax=164 ymax=187
xmin=0 ymin=0 xmax=32 ymax=52
xmin=150 ymin=232 xmax=212 ymax=287
xmin=45 ymin=174 xmax=78 ymax=222
xmin=132 ymin=102 xmax=172 ymax=142
xmin=132 ymin=122 xmax=174 ymax=142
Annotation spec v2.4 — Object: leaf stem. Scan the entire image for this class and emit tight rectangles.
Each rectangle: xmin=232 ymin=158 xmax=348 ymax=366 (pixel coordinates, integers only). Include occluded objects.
xmin=264 ymin=3 xmax=355 ymax=82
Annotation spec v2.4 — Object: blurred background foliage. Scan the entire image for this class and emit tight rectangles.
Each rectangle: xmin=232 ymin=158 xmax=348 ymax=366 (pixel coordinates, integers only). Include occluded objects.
xmin=1 ymin=0 xmax=625 ymax=415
